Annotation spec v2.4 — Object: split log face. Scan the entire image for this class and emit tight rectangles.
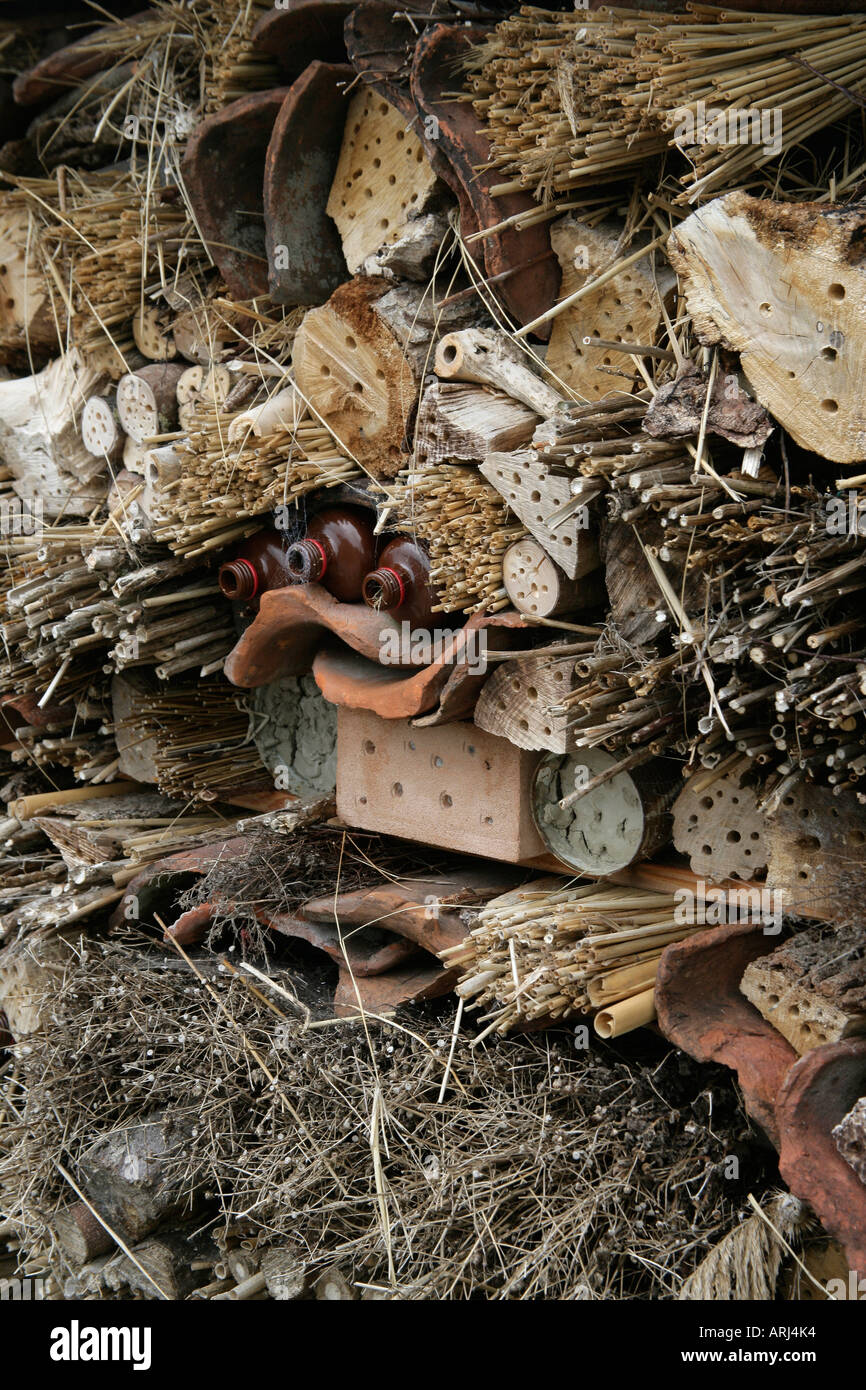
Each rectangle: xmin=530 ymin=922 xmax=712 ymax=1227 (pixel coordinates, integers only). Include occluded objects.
xmin=327 ymin=85 xmax=438 ymax=275
xmin=673 ymin=771 xmax=768 ymax=882
xmin=474 ymin=653 xmax=574 ymax=752
xmin=133 ymin=303 xmax=177 ymax=362
xmin=0 ymin=205 xmax=61 ymax=360
xmin=292 ymin=276 xmax=416 ymax=474
xmin=480 ymin=450 xmax=599 ymax=580
xmin=668 ymin=192 xmax=866 ymax=464
xmin=502 ymin=536 xmax=605 ymax=618
xmin=116 ymin=363 xmax=185 ymax=443
xmin=81 ymin=395 xmax=123 ymax=463
xmin=546 ymin=217 xmax=666 ymax=400
xmin=416 ymin=381 xmax=538 ymax=468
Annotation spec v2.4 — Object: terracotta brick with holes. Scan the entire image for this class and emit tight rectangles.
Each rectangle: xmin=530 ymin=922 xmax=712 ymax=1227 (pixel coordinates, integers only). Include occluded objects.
xmin=336 ymin=708 xmax=545 ymax=862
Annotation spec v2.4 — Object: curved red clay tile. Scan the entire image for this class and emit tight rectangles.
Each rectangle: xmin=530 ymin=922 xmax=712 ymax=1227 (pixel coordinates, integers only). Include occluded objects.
xmin=252 ymin=1 xmax=354 ymax=76
xmin=313 ymin=611 xmax=530 ymax=719
xmin=268 ymin=909 xmax=419 ymax=976
xmin=777 ymin=1039 xmax=866 ymax=1280
xmin=334 ymin=957 xmax=456 ymax=1016
xmin=413 ymin=612 xmax=531 ymax=726
xmin=313 ymin=646 xmax=448 ymax=718
xmin=223 ymin=583 xmax=425 ymax=688
xmin=410 ymin=26 xmax=561 ymax=337
xmin=13 ymin=13 xmax=153 ymax=105
xmin=343 ymin=4 xmax=417 ymax=119
xmin=655 ymin=921 xmax=797 ymax=1145
xmin=263 ymin=61 xmax=351 ymax=304
xmin=182 ymin=89 xmax=290 ymax=300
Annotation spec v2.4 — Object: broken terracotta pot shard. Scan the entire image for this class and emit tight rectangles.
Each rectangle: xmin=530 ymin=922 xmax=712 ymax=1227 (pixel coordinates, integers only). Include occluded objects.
xmin=410 ymin=25 xmax=560 ymax=336
xmin=182 ymin=88 xmax=290 ymax=300
xmin=252 ymin=1 xmax=354 ymax=78
xmin=263 ymin=61 xmax=352 ymax=304
xmin=223 ymin=582 xmax=423 ymax=688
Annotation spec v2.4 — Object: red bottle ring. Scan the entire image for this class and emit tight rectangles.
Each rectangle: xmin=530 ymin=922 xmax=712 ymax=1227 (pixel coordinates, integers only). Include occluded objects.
xmin=308 ymin=537 xmax=328 ymax=577
xmin=235 ymin=557 xmax=259 ymax=598
xmin=380 ymin=566 xmax=405 ymax=606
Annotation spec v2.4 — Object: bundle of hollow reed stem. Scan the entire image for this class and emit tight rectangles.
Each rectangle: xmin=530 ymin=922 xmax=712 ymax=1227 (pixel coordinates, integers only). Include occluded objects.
xmin=443 ymin=877 xmax=726 ymax=1040
xmin=115 ymin=677 xmax=270 ymax=801
xmin=198 ymin=0 xmax=280 ymax=114
xmin=467 ymin=6 xmax=866 ymax=205
xmin=629 ymin=468 xmax=866 ymax=807
xmin=382 ymin=465 xmax=524 ymax=613
xmin=539 ymin=644 xmax=684 ymax=755
xmin=99 ymin=559 xmax=234 ymax=681
xmin=19 ymin=170 xmax=200 ymax=376
xmin=0 ymin=524 xmax=112 ymax=707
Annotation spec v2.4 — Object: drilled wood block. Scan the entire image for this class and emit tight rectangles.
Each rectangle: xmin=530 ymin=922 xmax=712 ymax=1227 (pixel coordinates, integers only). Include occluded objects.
xmin=327 ymin=85 xmax=438 ymax=274
xmin=546 ymin=216 xmax=665 ymax=400
xmin=480 ymin=450 xmax=597 ymax=579
xmin=673 ymin=770 xmax=767 ymax=882
xmin=336 ymin=708 xmax=544 ymax=862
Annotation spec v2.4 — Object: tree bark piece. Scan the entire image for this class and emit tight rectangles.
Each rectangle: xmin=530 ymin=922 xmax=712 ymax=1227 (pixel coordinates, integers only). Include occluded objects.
xmin=292 ymin=276 xmax=416 ymax=474
xmin=76 ymin=1109 xmax=197 ymax=1244
xmin=667 ymin=192 xmax=866 ymax=464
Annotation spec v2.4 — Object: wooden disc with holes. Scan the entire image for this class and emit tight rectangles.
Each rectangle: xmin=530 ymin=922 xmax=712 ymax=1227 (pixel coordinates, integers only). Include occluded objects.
xmin=327 ymin=86 xmax=438 ymax=274
xmin=116 ymin=364 xmax=185 ymax=444
xmin=292 ymin=277 xmax=416 ymax=475
xmin=672 ymin=771 xmax=767 ymax=882
xmin=502 ymin=536 xmax=603 ymax=618
xmin=81 ymin=395 xmax=123 ymax=463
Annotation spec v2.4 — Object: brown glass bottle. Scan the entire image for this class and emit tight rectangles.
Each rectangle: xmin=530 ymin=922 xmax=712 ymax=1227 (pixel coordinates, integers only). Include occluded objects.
xmin=362 ymin=536 xmax=436 ymax=630
xmin=284 ymin=506 xmax=377 ymax=602
xmin=218 ymin=528 xmax=291 ymax=607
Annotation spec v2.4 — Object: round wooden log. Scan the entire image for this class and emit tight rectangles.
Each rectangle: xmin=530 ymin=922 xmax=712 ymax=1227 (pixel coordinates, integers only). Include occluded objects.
xmin=133 ymin=303 xmax=177 ymax=361
xmin=52 ymin=1202 xmax=115 ymax=1269
xmin=116 ymin=363 xmax=186 ymax=443
xmin=293 ymin=277 xmax=416 ymax=475
xmin=502 ymin=537 xmax=605 ymax=618
xmin=81 ymin=394 xmax=124 ymax=464
xmin=532 ymin=748 xmax=678 ymax=874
